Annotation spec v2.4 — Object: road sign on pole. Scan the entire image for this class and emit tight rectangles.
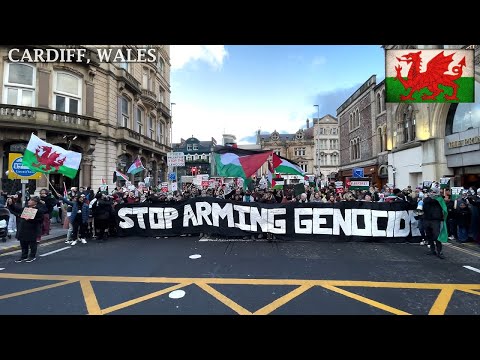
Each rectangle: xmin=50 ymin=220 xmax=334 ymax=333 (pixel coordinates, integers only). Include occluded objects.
xmin=353 ymin=168 xmax=364 ymax=178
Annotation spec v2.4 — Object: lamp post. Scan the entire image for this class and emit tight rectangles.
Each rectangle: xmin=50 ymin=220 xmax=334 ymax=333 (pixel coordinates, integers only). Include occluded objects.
xmin=314 ymin=104 xmax=320 ymax=179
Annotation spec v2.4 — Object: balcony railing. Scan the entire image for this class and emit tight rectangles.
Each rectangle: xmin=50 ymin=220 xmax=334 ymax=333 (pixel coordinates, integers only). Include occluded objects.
xmin=141 ymin=89 xmax=157 ymax=107
xmin=116 ymin=127 xmax=171 ymax=154
xmin=118 ymin=68 xmax=141 ymax=94
xmin=157 ymin=101 xmax=171 ymax=119
xmin=0 ymin=104 xmax=100 ymax=134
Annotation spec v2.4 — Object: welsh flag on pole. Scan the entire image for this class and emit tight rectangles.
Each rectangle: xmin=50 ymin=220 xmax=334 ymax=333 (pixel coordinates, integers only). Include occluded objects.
xmin=214 ymin=146 xmax=271 ymax=179
xmin=272 ymin=153 xmax=304 ymax=176
xmin=385 ymin=49 xmax=474 ymax=103
xmin=127 ymin=156 xmax=145 ymax=175
xmin=22 ymin=134 xmax=82 ymax=179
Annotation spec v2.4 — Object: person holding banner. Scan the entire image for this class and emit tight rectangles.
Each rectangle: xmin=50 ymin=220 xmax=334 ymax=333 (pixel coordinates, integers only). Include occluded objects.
xmin=422 ymin=186 xmax=448 ymax=259
xmin=15 ymin=196 xmax=45 ymax=263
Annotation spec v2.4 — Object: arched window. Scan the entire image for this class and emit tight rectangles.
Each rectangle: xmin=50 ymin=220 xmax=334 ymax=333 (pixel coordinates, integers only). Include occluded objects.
xmin=136 ymin=106 xmax=144 ymax=134
xmin=377 ymin=93 xmax=382 ymax=115
xmin=120 ymin=96 xmax=131 ymax=128
xmin=3 ymin=63 xmax=36 ymax=107
xmin=350 ymin=140 xmax=354 ymax=160
xmin=356 ymin=109 xmax=360 ymax=128
xmin=381 ymin=89 xmax=386 ymax=111
xmin=446 ymin=82 xmax=480 ymax=135
xmin=332 ymin=152 xmax=338 ymax=165
xmin=349 ymin=113 xmax=353 ymax=130
xmin=378 ymin=127 xmax=383 ymax=152
xmin=54 ymin=72 xmax=82 ymax=114
xmin=383 ymin=125 xmax=387 ymax=152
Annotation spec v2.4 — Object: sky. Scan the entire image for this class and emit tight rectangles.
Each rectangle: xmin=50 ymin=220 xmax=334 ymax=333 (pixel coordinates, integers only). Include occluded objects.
xmin=170 ymin=45 xmax=385 ymax=145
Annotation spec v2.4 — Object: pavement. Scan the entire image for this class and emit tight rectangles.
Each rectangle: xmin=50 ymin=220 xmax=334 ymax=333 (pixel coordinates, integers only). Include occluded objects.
xmin=0 ymin=221 xmax=68 ymax=254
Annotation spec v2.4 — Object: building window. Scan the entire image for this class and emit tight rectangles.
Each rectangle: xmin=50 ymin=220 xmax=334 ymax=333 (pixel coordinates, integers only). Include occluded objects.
xmin=148 ymin=115 xmax=155 ymax=139
xmin=319 ymin=153 xmax=326 ymax=166
xmin=119 ymin=62 xmax=129 ymax=72
xmin=187 ymin=144 xmax=192 ymax=151
xmin=349 ymin=114 xmax=353 ymax=130
xmin=158 ymin=57 xmax=165 ymax=77
xmin=378 ymin=127 xmax=384 ymax=152
xmin=300 ymin=163 xmax=308 ymax=173
xmin=329 ymin=139 xmax=338 ymax=149
xmin=273 ymin=149 xmax=281 ymax=156
xmin=377 ymin=93 xmax=382 ymax=114
xmin=120 ymin=97 xmax=130 ymax=128
xmin=351 ymin=138 xmax=360 ymax=160
xmin=136 ymin=108 xmax=144 ymax=134
xmin=159 ymin=87 xmax=165 ymax=104
xmin=54 ymin=72 xmax=82 ymax=114
xmin=294 ymin=147 xmax=305 ymax=156
xmin=193 ymin=144 xmax=199 ymax=151
xmin=201 ymin=154 xmax=206 ymax=160
xmin=356 ymin=109 xmax=360 ymax=128
xmin=3 ymin=63 xmax=36 ymax=107
xmin=186 ymin=155 xmax=192 ymax=161
xmin=332 ymin=152 xmax=338 ymax=165
xmin=446 ymin=82 xmax=480 ymax=134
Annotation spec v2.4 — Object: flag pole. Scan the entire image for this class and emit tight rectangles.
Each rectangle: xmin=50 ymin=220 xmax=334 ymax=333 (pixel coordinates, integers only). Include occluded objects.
xmin=43 ymin=173 xmax=60 ymax=197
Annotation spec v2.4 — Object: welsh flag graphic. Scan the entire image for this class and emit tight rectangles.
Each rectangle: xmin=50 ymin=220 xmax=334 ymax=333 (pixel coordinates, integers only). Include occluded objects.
xmin=214 ymin=146 xmax=271 ymax=179
xmin=272 ymin=153 xmax=304 ymax=176
xmin=385 ymin=49 xmax=474 ymax=103
xmin=22 ymin=134 xmax=82 ymax=179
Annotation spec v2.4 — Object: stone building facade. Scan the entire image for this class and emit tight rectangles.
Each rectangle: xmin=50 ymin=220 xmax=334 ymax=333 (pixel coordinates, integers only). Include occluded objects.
xmin=337 ymin=75 xmax=387 ymax=188
xmin=312 ymin=114 xmax=340 ymax=183
xmin=0 ymin=45 xmax=172 ymax=194
xmin=257 ymin=120 xmax=315 ymax=177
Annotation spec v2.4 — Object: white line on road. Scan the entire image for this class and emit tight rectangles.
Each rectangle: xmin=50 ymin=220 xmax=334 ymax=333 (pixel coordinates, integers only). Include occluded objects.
xmin=463 ymin=265 xmax=480 ymax=274
xmin=0 ymin=268 xmax=5 ymax=271
xmin=40 ymin=247 xmax=70 ymax=257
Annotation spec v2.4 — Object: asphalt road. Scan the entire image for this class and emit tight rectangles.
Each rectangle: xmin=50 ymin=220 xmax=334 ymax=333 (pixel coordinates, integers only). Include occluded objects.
xmin=0 ymin=236 xmax=479 ymax=315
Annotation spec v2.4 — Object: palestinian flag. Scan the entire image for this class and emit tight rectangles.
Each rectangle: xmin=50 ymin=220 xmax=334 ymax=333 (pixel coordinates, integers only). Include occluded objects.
xmin=385 ymin=49 xmax=474 ymax=103
xmin=272 ymin=153 xmax=304 ymax=176
xmin=127 ymin=156 xmax=145 ymax=175
xmin=267 ymin=161 xmax=274 ymax=187
xmin=22 ymin=133 xmax=82 ymax=179
xmin=113 ymin=170 xmax=129 ymax=183
xmin=214 ymin=146 xmax=271 ymax=179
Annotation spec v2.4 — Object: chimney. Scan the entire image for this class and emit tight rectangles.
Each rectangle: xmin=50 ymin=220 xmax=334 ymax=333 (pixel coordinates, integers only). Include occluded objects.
xmin=307 ymin=119 xmax=310 ymax=129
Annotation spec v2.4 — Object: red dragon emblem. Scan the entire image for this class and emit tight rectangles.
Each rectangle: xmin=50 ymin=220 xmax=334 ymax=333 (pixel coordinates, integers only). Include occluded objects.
xmin=395 ymin=51 xmax=466 ymax=101
xmin=32 ymin=145 xmax=66 ymax=172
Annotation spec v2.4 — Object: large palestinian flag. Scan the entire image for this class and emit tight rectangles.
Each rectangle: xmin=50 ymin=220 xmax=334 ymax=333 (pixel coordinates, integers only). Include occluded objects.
xmin=214 ymin=146 xmax=271 ymax=179
xmin=272 ymin=153 xmax=304 ymax=176
xmin=385 ymin=49 xmax=474 ymax=103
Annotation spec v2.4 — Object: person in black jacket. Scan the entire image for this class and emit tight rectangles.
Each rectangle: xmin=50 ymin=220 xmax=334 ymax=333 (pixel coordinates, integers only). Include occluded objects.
xmin=422 ymin=188 xmax=445 ymax=258
xmin=15 ymin=196 xmax=45 ymax=263
xmin=92 ymin=193 xmax=113 ymax=241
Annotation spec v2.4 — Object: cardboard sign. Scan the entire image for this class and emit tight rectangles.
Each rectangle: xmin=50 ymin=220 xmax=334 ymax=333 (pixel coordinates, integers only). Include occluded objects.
xmin=21 ymin=207 xmax=38 ymax=220
xmin=450 ymin=187 xmax=463 ymax=200
xmin=439 ymin=178 xmax=451 ymax=189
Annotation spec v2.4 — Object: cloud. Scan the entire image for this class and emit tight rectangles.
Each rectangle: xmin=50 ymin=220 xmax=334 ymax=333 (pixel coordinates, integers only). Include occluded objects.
xmin=170 ymin=45 xmax=228 ymax=70
xmin=312 ymin=83 xmax=362 ymax=117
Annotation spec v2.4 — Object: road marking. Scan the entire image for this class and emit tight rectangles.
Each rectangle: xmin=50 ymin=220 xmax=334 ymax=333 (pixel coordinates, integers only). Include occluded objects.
xmin=196 ymin=282 xmax=252 ymax=315
xmin=80 ymin=280 xmax=102 ymax=315
xmin=463 ymin=265 xmax=480 ymax=274
xmin=40 ymin=247 xmax=70 ymax=257
xmin=444 ymin=243 xmax=480 ymax=258
xmin=322 ymin=284 xmax=411 ymax=315
xmin=0 ymin=268 xmax=4 ymax=271
xmin=429 ymin=287 xmax=455 ymax=315
xmin=255 ymin=283 xmax=313 ymax=315
xmin=0 ymin=280 xmax=76 ymax=300
xmin=101 ymin=283 xmax=191 ymax=315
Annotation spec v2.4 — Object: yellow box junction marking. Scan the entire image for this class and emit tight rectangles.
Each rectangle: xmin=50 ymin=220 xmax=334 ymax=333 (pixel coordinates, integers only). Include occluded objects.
xmin=0 ymin=273 xmax=478 ymax=315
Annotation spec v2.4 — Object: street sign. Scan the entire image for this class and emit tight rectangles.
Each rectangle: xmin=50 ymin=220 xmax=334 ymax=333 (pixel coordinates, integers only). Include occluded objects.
xmin=8 ymin=153 xmax=41 ymax=180
xmin=167 ymin=152 xmax=185 ymax=167
xmin=349 ymin=180 xmax=370 ymax=190
xmin=168 ymin=172 xmax=176 ymax=181
xmin=353 ymin=168 xmax=364 ymax=178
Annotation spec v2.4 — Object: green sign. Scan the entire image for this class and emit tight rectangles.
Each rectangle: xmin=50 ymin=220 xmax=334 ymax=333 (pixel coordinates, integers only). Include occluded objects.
xmin=439 ymin=178 xmax=451 ymax=189
xmin=451 ymin=187 xmax=463 ymax=200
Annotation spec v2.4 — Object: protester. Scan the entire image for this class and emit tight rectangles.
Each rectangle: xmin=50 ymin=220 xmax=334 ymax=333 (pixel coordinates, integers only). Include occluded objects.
xmin=15 ymin=196 xmax=45 ymax=263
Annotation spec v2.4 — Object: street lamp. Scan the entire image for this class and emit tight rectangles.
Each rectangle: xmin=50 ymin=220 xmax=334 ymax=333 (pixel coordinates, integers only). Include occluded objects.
xmin=314 ymin=104 xmax=320 ymax=175
xmin=170 ymin=102 xmax=176 ymax=149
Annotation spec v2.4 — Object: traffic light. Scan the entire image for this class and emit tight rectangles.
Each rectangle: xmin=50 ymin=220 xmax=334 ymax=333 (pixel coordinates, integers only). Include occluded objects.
xmin=191 ymin=167 xmax=197 ymax=175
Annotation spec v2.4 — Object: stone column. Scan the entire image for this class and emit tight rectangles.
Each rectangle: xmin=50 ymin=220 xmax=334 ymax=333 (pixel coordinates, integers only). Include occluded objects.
xmin=82 ymin=155 xmax=94 ymax=188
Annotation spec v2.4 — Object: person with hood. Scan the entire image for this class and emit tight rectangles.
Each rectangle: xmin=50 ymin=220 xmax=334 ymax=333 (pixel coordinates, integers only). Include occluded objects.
xmin=15 ymin=196 xmax=45 ymax=263
xmin=422 ymin=186 xmax=448 ymax=259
